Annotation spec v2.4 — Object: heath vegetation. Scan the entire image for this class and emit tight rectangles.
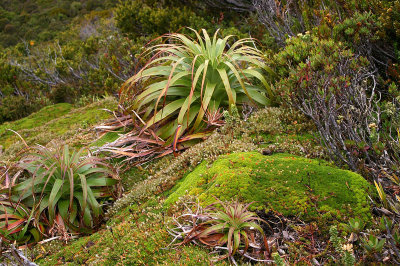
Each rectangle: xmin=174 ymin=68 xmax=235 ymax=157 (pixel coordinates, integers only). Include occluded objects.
xmin=1 ymin=0 xmax=400 ymax=265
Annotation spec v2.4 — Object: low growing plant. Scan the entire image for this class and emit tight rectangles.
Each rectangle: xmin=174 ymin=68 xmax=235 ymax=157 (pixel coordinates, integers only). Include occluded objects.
xmin=272 ymin=252 xmax=287 ymax=266
xmin=329 ymin=226 xmax=356 ymax=266
xmin=346 ymin=217 xmax=365 ymax=234
xmin=361 ymin=234 xmax=386 ymax=254
xmin=198 ymin=200 xmax=268 ymax=258
xmin=172 ymin=199 xmax=269 ymax=262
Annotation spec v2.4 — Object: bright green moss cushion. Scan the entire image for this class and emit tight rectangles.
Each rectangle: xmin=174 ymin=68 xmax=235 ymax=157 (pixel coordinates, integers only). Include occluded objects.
xmin=165 ymin=152 xmax=374 ymax=223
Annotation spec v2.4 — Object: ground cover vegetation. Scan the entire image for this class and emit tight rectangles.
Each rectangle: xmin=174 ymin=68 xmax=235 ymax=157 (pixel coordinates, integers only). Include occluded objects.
xmin=165 ymin=152 xmax=374 ymax=225
xmin=1 ymin=0 xmax=400 ymax=265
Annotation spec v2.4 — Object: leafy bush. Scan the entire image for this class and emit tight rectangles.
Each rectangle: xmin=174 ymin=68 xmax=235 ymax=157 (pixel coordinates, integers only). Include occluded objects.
xmin=329 ymin=11 xmax=396 ymax=79
xmin=119 ymin=28 xmax=273 ymax=145
xmin=115 ymin=0 xmax=211 ymax=38
xmin=0 ymin=13 xmax=141 ymax=122
xmin=0 ymin=0 xmax=117 ymax=47
xmin=253 ymin=0 xmax=372 ymax=46
xmin=12 ymin=27 xmax=139 ymax=99
xmin=3 ymin=145 xmax=120 ymax=235
xmin=0 ymin=18 xmax=141 ymax=112
xmin=0 ymin=95 xmax=49 ymax=124
xmin=332 ymin=12 xmax=381 ymax=48
xmin=378 ymin=0 xmax=400 ymax=41
xmin=267 ymin=33 xmax=398 ymax=176
xmin=378 ymin=0 xmax=400 ymax=83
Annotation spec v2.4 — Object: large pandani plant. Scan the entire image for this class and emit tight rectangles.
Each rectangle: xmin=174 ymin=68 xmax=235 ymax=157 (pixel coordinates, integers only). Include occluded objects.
xmin=103 ymin=28 xmax=273 ymax=162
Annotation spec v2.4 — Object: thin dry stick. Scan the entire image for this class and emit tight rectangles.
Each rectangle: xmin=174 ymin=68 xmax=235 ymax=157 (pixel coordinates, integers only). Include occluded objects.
xmin=7 ymin=129 xmax=29 ymax=148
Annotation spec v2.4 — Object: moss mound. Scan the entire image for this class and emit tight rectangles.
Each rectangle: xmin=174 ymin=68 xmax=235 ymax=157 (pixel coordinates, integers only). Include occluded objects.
xmin=165 ymin=152 xmax=373 ymax=223
xmin=0 ymin=103 xmax=72 ymax=149
xmin=0 ymin=98 xmax=117 ymax=161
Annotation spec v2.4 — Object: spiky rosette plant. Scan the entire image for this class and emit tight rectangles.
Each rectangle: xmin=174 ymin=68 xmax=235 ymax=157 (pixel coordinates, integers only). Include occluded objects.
xmin=198 ymin=200 xmax=268 ymax=259
xmin=1 ymin=145 xmax=120 ymax=235
xmin=171 ymin=199 xmax=269 ymax=262
xmin=119 ymin=28 xmax=273 ymax=147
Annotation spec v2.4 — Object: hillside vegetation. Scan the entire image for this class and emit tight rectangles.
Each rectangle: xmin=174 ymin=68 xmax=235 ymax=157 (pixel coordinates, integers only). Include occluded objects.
xmin=0 ymin=97 xmax=116 ymax=162
xmin=1 ymin=0 xmax=400 ymax=265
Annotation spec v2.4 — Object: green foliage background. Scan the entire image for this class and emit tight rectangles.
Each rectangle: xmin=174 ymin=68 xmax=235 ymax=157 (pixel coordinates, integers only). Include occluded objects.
xmin=0 ymin=0 xmax=116 ymax=47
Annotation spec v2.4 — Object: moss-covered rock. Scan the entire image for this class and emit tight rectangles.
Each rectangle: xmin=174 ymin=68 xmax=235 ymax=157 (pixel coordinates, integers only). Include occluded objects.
xmin=165 ymin=152 xmax=374 ymax=224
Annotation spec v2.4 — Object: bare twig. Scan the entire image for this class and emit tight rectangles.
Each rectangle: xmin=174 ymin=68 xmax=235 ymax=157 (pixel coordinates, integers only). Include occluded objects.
xmin=0 ymin=239 xmax=37 ymax=266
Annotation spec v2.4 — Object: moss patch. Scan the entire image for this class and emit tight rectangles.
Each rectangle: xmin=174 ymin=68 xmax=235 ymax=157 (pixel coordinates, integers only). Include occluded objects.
xmin=0 ymin=103 xmax=72 ymax=149
xmin=119 ymin=166 xmax=149 ymax=191
xmin=165 ymin=152 xmax=374 ymax=224
xmin=0 ymin=98 xmax=117 ymax=161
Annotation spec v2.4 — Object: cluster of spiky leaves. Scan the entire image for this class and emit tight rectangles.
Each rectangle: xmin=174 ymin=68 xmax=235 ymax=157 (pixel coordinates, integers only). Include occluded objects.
xmin=118 ymin=28 xmax=273 ymax=154
xmin=198 ymin=200 xmax=267 ymax=259
xmin=177 ymin=199 xmax=268 ymax=261
xmin=1 ymin=145 xmax=120 ymax=243
xmin=0 ymin=201 xmax=44 ymax=245
xmin=375 ymin=173 xmax=400 ymax=217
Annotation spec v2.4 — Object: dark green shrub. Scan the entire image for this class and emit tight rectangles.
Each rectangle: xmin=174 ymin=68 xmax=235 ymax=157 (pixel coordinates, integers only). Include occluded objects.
xmin=0 ymin=0 xmax=118 ymax=48
xmin=379 ymin=0 xmax=400 ymax=41
xmin=5 ymin=19 xmax=140 ymax=112
xmin=0 ymin=95 xmax=41 ymax=123
xmin=266 ymin=33 xmax=352 ymax=102
xmin=267 ymin=33 xmax=400 ymax=178
xmin=115 ymin=0 xmax=212 ymax=38
xmin=268 ymin=33 xmax=370 ymax=104
xmin=253 ymin=0 xmax=372 ymax=46
xmin=329 ymin=11 xmax=395 ymax=80
xmin=378 ymin=0 xmax=400 ymax=83
xmin=333 ymin=12 xmax=380 ymax=44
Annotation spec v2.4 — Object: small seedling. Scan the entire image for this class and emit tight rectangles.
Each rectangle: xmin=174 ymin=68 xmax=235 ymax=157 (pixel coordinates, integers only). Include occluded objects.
xmin=361 ymin=234 xmax=386 ymax=254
